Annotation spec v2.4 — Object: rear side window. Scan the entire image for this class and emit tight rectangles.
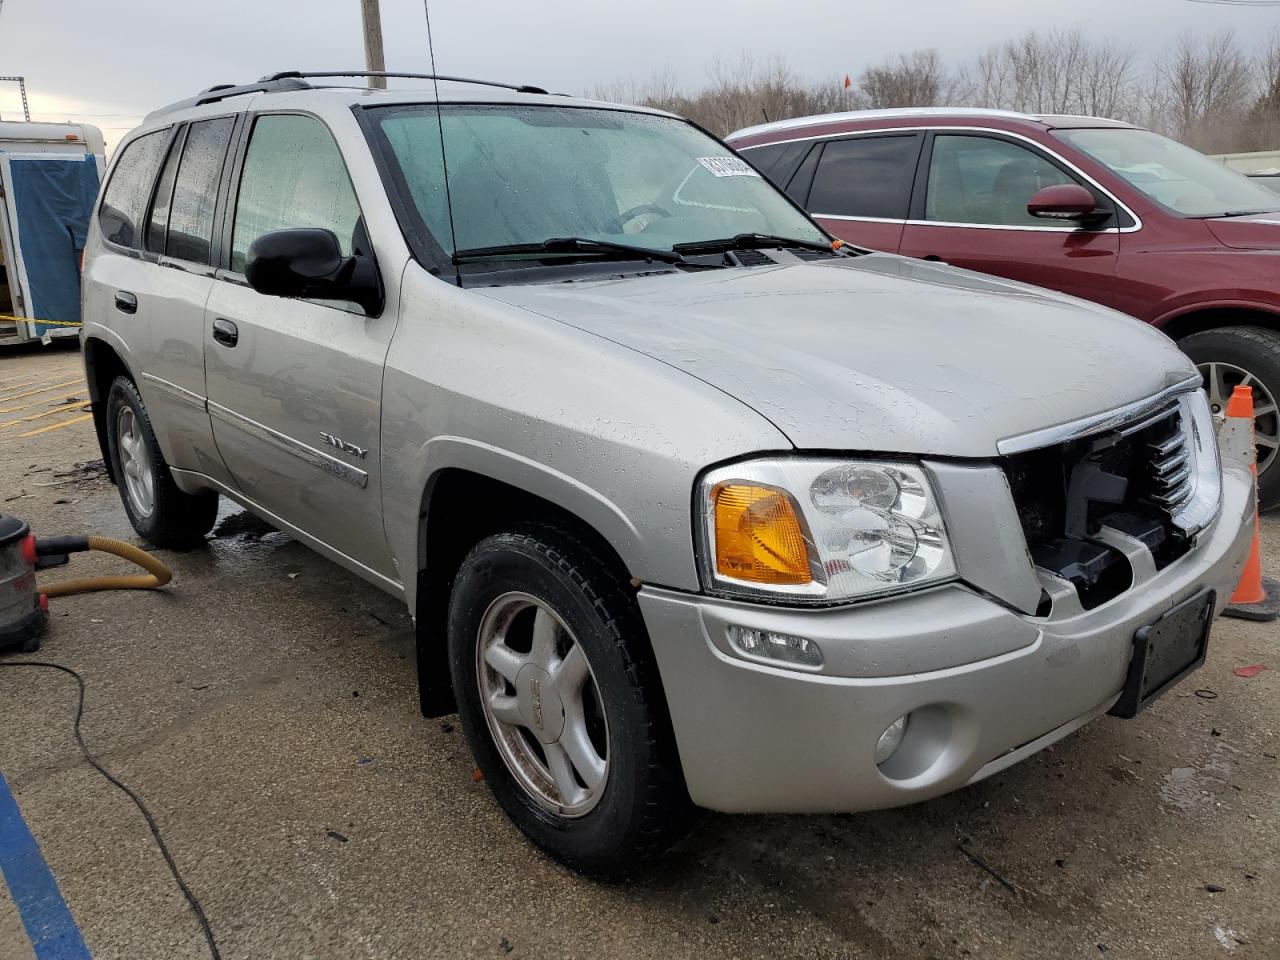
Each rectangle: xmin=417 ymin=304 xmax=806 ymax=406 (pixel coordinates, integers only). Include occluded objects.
xmin=99 ymin=130 xmax=168 ymax=248
xmin=230 ymin=114 xmax=361 ymax=274
xmin=807 ymin=135 xmax=920 ymax=219
xmin=740 ymin=141 xmax=810 ymax=190
xmin=145 ymin=135 xmax=182 ymax=253
xmin=166 ymin=117 xmax=235 ymax=264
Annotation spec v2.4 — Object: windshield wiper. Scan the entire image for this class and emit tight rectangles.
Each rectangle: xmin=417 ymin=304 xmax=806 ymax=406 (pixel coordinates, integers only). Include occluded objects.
xmin=1201 ymin=209 xmax=1276 ymax=219
xmin=672 ymin=233 xmax=841 ymax=256
xmin=454 ymin=237 xmax=687 ymax=265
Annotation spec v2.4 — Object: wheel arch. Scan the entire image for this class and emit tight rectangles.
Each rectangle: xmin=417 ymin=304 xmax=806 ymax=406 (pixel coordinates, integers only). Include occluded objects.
xmin=1154 ymin=302 xmax=1280 ymax=343
xmin=413 ymin=462 xmax=644 ymax=718
xmin=82 ymin=334 xmax=136 ymax=484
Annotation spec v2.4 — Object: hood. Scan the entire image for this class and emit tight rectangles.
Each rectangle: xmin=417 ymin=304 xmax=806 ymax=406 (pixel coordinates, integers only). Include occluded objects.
xmin=477 ymin=254 xmax=1196 ymax=457
xmin=1206 ymin=212 xmax=1280 ymax=251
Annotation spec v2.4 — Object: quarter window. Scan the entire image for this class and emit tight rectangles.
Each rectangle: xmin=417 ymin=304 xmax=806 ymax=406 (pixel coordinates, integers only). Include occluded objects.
xmin=166 ymin=117 xmax=235 ymax=265
xmin=807 ymin=135 xmax=920 ymax=219
xmin=925 ymin=135 xmax=1076 ymax=227
xmin=231 ymin=114 xmax=361 ymax=274
xmin=99 ymin=130 xmax=168 ymax=248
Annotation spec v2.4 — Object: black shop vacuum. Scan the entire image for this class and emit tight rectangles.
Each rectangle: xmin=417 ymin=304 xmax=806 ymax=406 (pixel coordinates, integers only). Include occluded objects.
xmin=0 ymin=513 xmax=172 ymax=653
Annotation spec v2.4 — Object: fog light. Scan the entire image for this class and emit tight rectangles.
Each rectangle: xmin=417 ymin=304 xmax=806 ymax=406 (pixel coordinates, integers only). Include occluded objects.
xmin=727 ymin=625 xmax=823 ymax=668
xmin=875 ymin=714 xmax=909 ymax=765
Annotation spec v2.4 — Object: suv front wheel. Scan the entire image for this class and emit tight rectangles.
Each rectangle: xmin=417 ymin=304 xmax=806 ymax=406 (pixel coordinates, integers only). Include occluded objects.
xmin=1179 ymin=326 xmax=1280 ymax=511
xmin=447 ymin=527 xmax=694 ymax=876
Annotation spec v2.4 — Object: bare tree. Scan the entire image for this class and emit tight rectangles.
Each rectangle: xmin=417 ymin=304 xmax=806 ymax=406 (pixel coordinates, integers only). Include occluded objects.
xmin=1157 ymin=31 xmax=1252 ymax=150
xmin=1244 ymin=30 xmax=1280 ymax=151
xmin=593 ymin=27 xmax=1280 ymax=152
xmin=959 ymin=29 xmax=1137 ymax=119
xmin=856 ymin=50 xmax=951 ymax=109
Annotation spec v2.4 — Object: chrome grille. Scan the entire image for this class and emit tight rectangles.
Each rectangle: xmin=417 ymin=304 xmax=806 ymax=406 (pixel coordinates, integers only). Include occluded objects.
xmin=1146 ymin=414 xmax=1194 ymax=513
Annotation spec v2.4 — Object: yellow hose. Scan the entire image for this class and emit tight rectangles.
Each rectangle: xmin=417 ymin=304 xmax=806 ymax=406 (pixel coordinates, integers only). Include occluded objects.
xmin=40 ymin=536 xmax=173 ymax=598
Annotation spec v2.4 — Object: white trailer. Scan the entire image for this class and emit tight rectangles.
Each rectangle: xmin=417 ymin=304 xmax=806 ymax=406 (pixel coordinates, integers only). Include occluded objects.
xmin=0 ymin=121 xmax=106 ymax=344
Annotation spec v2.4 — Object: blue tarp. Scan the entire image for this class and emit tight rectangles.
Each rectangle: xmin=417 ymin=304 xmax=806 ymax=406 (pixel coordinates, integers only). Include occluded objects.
xmin=8 ymin=156 xmax=99 ymax=334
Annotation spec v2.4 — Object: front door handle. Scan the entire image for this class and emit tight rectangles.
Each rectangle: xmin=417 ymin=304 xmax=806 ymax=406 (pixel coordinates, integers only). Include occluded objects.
xmin=114 ymin=291 xmax=137 ymax=314
xmin=211 ymin=318 xmax=239 ymax=348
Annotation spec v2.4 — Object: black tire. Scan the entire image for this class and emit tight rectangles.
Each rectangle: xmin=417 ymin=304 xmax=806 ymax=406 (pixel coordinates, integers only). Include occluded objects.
xmin=1179 ymin=326 xmax=1280 ymax=511
xmin=447 ymin=526 xmax=694 ymax=877
xmin=104 ymin=376 xmax=218 ymax=548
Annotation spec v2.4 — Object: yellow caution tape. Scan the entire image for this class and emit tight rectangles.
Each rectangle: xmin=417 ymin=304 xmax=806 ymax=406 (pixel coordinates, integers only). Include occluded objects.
xmin=0 ymin=312 xmax=81 ymax=328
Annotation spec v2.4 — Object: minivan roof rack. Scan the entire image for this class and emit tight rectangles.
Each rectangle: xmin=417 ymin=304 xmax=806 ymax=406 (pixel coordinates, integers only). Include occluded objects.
xmin=262 ymin=70 xmax=550 ymax=95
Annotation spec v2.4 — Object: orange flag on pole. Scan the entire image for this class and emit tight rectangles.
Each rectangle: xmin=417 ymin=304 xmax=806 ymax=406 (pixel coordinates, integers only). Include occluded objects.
xmin=843 ymin=74 xmax=852 ymax=89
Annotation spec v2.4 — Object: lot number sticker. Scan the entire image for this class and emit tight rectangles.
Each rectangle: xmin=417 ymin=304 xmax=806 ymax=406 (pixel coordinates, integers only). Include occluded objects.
xmin=696 ymin=156 xmax=760 ymax=178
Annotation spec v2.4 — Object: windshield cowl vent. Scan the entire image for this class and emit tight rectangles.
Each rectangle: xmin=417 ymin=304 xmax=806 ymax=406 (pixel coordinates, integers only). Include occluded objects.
xmin=727 ymin=249 xmax=776 ymax=268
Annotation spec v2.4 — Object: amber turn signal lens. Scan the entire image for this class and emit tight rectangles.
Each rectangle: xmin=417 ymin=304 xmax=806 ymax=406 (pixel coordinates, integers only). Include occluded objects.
xmin=713 ymin=483 xmax=812 ymax=585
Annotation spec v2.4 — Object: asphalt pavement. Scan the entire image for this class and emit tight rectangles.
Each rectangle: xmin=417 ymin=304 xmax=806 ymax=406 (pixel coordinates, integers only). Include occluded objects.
xmin=1 ymin=343 xmax=1277 ymax=959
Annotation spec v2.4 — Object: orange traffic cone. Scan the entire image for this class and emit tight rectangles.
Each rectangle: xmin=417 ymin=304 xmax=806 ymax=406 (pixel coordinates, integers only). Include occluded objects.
xmin=1223 ymin=385 xmax=1280 ymax=621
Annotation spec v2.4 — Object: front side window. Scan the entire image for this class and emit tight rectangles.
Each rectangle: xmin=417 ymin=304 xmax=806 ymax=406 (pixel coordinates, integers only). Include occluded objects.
xmin=807 ymin=135 xmax=920 ymax=219
xmin=1055 ymin=127 xmax=1280 ymax=218
xmin=925 ymin=135 xmax=1075 ymax=227
xmin=99 ymin=129 xmax=168 ymax=248
xmin=369 ymin=104 xmax=826 ymax=258
xmin=166 ymin=117 xmax=235 ymax=265
xmin=231 ymin=114 xmax=361 ymax=273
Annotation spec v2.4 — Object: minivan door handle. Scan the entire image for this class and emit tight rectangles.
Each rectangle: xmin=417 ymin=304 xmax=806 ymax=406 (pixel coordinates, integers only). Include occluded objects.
xmin=211 ymin=318 xmax=239 ymax=348
xmin=113 ymin=291 xmax=137 ymax=314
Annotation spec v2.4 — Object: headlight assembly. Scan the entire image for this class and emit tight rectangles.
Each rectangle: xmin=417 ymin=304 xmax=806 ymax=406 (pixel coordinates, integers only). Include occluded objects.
xmin=697 ymin=458 xmax=957 ymax=603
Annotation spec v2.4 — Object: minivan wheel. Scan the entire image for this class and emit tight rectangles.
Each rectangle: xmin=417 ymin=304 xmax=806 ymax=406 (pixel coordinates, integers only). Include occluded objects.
xmin=1179 ymin=326 xmax=1280 ymax=511
xmin=447 ymin=527 xmax=694 ymax=876
xmin=104 ymin=376 xmax=219 ymax=547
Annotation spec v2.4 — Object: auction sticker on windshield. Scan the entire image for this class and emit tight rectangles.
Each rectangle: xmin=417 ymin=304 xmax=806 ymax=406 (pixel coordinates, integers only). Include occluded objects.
xmin=696 ymin=156 xmax=760 ymax=178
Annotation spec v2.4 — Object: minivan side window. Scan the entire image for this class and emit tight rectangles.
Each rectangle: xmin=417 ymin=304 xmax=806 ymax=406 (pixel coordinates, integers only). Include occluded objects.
xmin=807 ymin=135 xmax=919 ymax=219
xmin=166 ymin=117 xmax=235 ymax=265
xmin=230 ymin=114 xmax=361 ymax=274
xmin=925 ymin=135 xmax=1075 ymax=227
xmin=99 ymin=130 xmax=169 ymax=248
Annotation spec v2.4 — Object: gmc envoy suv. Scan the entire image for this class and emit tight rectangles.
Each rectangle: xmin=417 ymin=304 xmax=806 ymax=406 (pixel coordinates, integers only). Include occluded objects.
xmin=81 ymin=73 xmax=1255 ymax=875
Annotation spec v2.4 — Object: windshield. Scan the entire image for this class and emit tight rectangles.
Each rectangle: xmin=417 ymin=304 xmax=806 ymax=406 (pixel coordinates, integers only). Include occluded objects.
xmin=369 ymin=103 xmax=827 ymax=260
xmin=1054 ymin=128 xmax=1280 ymax=218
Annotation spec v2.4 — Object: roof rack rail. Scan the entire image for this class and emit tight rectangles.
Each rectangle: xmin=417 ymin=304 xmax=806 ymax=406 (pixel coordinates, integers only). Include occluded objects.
xmin=144 ymin=71 xmax=552 ymax=123
xmin=262 ymin=71 xmax=550 ymax=95
xmin=145 ymin=77 xmax=313 ymax=120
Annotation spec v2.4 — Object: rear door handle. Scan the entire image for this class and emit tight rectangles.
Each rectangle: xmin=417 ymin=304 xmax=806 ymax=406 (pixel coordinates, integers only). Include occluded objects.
xmin=211 ymin=318 xmax=239 ymax=348
xmin=114 ymin=291 xmax=137 ymax=314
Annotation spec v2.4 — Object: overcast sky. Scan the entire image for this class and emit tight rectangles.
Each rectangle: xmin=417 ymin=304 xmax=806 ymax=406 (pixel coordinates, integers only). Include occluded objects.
xmin=1 ymin=0 xmax=1278 ymax=150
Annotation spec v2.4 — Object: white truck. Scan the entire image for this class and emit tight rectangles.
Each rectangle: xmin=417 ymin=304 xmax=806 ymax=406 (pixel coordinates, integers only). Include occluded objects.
xmin=0 ymin=121 xmax=105 ymax=344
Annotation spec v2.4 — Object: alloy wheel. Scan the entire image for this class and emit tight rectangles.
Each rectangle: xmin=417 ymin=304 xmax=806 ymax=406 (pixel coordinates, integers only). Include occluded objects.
xmin=476 ymin=592 xmax=610 ymax=817
xmin=116 ymin=406 xmax=156 ymax=517
xmin=1199 ymin=360 xmax=1279 ymax=477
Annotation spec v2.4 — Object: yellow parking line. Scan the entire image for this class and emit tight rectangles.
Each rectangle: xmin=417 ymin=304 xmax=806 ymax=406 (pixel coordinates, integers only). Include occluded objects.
xmin=0 ymin=400 xmax=90 ymax=428
xmin=15 ymin=413 xmax=93 ymax=438
xmin=0 ymin=378 xmax=83 ymax=404
xmin=0 ymin=391 xmax=87 ymax=416
xmin=0 ymin=380 xmax=86 ymax=411
xmin=0 ymin=370 xmax=81 ymax=393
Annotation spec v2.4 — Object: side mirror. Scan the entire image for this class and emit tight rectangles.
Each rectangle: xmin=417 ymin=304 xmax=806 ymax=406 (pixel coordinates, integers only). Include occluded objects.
xmin=244 ymin=228 xmax=383 ymax=315
xmin=1026 ymin=184 xmax=1105 ymax=223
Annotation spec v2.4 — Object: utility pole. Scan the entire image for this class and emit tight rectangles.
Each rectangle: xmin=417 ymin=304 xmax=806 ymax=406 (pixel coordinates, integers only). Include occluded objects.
xmin=361 ymin=0 xmax=387 ymax=89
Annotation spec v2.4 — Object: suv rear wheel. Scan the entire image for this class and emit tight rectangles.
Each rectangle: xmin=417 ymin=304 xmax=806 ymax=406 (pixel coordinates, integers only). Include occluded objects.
xmin=104 ymin=376 xmax=219 ymax=547
xmin=1180 ymin=326 xmax=1280 ymax=511
xmin=447 ymin=527 xmax=694 ymax=876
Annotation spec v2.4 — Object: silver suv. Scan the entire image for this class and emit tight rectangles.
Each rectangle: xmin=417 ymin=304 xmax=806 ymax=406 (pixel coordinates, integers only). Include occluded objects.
xmin=82 ymin=72 xmax=1256 ymax=875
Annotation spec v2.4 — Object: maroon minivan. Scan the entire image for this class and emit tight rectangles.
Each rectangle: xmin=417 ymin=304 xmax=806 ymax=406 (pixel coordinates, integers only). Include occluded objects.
xmin=727 ymin=109 xmax=1280 ymax=508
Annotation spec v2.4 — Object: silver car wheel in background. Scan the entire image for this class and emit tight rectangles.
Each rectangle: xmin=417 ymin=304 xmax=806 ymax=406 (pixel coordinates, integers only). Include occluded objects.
xmin=476 ymin=591 xmax=610 ymax=818
xmin=116 ymin=405 xmax=156 ymax=518
xmin=1199 ymin=360 xmax=1279 ymax=476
